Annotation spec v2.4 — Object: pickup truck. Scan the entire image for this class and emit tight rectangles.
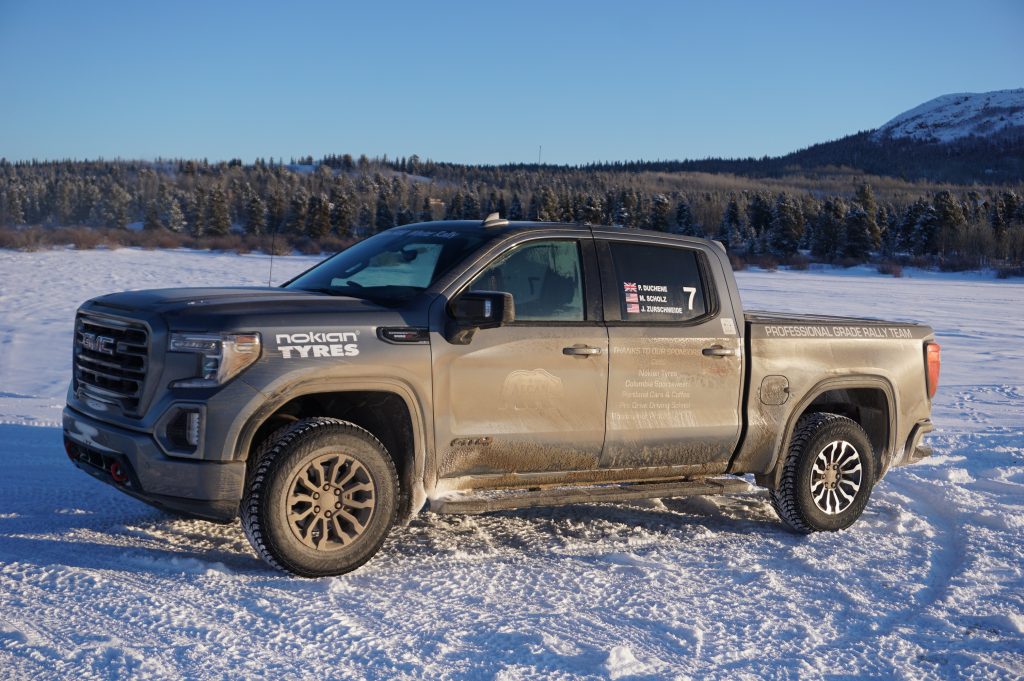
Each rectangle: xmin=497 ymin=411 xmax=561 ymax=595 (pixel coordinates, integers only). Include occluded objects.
xmin=63 ymin=216 xmax=940 ymax=577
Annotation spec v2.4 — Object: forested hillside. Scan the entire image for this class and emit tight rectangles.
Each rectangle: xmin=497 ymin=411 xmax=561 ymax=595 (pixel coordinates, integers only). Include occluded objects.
xmin=1 ymin=154 xmax=1022 ymax=269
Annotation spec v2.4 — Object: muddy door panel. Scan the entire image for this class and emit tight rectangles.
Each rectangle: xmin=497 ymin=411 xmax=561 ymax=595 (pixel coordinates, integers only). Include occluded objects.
xmin=432 ymin=326 xmax=608 ymax=478
xmin=599 ymin=239 xmax=743 ymax=471
xmin=432 ymin=238 xmax=608 ymax=480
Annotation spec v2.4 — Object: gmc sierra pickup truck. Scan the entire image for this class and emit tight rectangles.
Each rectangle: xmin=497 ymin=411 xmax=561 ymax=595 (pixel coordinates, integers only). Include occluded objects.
xmin=63 ymin=216 xmax=940 ymax=577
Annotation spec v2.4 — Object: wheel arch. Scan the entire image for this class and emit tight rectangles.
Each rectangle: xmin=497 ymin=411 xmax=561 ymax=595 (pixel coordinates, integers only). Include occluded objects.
xmin=232 ymin=377 xmax=431 ymax=522
xmin=763 ymin=375 xmax=897 ymax=490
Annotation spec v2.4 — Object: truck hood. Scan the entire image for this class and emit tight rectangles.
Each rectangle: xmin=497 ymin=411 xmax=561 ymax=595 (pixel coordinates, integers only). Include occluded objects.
xmin=83 ymin=287 xmax=427 ymax=330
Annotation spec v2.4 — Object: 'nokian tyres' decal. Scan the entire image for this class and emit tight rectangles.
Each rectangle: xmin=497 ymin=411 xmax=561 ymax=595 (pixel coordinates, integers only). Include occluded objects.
xmin=275 ymin=331 xmax=360 ymax=359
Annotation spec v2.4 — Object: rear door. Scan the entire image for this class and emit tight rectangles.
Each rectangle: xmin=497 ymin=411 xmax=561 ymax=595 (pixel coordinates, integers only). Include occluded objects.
xmin=597 ymin=237 xmax=743 ymax=472
xmin=430 ymin=234 xmax=609 ymax=482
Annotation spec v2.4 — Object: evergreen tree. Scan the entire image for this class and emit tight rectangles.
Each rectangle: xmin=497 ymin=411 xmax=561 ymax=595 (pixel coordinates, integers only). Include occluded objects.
xmin=245 ymin=194 xmax=266 ymax=235
xmin=446 ymin=193 xmax=464 ymax=220
xmin=167 ymin=199 xmax=187 ymax=233
xmin=508 ymin=194 xmax=524 ymax=220
xmin=536 ymin=188 xmax=560 ymax=222
xmin=331 ymin=191 xmax=355 ymax=235
xmin=307 ymin=194 xmax=331 ymax=238
xmin=853 ymin=183 xmax=881 ymax=247
xmin=285 ymin=192 xmax=309 ymax=235
xmin=912 ymin=204 xmax=941 ymax=255
xmin=767 ymin=192 xmax=803 ymax=257
xmin=143 ymin=200 xmax=165 ymax=231
xmin=675 ymin=200 xmax=699 ymax=236
xmin=844 ymin=207 xmax=874 ymax=261
xmin=418 ymin=196 xmax=434 ymax=223
xmin=375 ymin=192 xmax=395 ymax=231
xmin=898 ymin=198 xmax=929 ymax=253
xmin=206 ymin=187 xmax=231 ymax=235
xmin=746 ymin=192 xmax=772 ymax=238
xmin=720 ymin=198 xmax=744 ymax=249
xmin=809 ymin=198 xmax=847 ymax=261
xmin=648 ymin=194 xmax=672 ymax=231
xmin=461 ymin=192 xmax=480 ymax=220
xmin=932 ymin=190 xmax=967 ymax=256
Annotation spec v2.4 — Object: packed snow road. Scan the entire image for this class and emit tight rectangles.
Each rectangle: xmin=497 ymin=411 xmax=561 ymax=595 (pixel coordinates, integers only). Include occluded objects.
xmin=0 ymin=248 xmax=1021 ymax=680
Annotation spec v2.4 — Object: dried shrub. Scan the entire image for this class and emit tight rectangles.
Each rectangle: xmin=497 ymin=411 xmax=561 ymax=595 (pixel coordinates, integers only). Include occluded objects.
xmin=995 ymin=264 xmax=1024 ymax=279
xmin=877 ymin=260 xmax=903 ymax=278
xmin=785 ymin=254 xmax=810 ymax=270
xmin=728 ymin=252 xmax=747 ymax=271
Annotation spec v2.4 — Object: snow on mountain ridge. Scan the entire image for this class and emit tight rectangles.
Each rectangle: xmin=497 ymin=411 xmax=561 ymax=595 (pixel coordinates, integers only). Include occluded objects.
xmin=873 ymin=88 xmax=1024 ymax=143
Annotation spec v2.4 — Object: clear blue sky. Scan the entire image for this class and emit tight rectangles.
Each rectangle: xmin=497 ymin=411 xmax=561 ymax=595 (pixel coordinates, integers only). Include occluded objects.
xmin=1 ymin=0 xmax=1021 ymax=165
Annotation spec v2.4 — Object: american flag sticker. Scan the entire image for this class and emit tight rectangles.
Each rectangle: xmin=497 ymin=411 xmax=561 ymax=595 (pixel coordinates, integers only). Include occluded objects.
xmin=626 ymin=303 xmax=640 ymax=313
xmin=625 ymin=292 xmax=639 ymax=303
xmin=623 ymin=282 xmax=637 ymax=292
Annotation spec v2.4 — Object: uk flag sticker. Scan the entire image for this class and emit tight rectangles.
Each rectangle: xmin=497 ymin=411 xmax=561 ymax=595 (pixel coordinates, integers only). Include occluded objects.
xmin=623 ymin=282 xmax=637 ymax=292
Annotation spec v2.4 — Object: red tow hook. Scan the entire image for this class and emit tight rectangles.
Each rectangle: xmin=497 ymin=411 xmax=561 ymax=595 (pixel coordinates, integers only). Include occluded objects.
xmin=64 ymin=437 xmax=80 ymax=462
xmin=109 ymin=461 xmax=129 ymax=485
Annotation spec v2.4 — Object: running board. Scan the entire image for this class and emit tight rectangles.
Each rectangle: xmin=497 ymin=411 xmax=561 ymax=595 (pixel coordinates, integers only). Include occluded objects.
xmin=430 ymin=476 xmax=750 ymax=515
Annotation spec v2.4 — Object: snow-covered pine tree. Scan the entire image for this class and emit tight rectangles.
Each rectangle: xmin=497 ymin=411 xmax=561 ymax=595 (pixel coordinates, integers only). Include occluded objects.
xmin=766 ymin=193 xmax=803 ymax=257
xmin=843 ymin=207 xmax=874 ymax=261
xmin=720 ymin=198 xmax=744 ymax=250
xmin=245 ymin=194 xmax=266 ymax=236
xmin=167 ymin=199 xmax=187 ymax=233
xmin=206 ymin=187 xmax=231 ymax=236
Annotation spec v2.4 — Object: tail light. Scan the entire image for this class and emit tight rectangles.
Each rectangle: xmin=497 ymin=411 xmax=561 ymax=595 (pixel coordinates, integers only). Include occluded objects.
xmin=925 ymin=342 xmax=941 ymax=399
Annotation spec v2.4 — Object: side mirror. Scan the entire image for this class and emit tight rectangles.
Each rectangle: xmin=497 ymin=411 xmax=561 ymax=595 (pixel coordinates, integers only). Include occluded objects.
xmin=446 ymin=291 xmax=514 ymax=344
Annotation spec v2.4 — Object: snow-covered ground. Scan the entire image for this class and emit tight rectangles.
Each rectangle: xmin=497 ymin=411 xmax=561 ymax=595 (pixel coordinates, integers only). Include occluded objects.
xmin=0 ymin=248 xmax=1021 ymax=680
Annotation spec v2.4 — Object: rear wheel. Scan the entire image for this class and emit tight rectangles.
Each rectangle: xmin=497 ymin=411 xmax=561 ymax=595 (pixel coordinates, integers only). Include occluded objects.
xmin=241 ymin=417 xmax=399 ymax=577
xmin=770 ymin=413 xmax=876 ymax=533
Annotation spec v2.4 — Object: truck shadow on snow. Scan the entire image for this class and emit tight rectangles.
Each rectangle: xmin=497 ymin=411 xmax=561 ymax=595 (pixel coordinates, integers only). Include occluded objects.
xmin=0 ymin=424 xmax=787 ymax=578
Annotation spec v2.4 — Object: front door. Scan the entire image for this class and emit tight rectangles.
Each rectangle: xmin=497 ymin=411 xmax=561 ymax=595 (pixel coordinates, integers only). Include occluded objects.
xmin=431 ymin=238 xmax=608 ymax=483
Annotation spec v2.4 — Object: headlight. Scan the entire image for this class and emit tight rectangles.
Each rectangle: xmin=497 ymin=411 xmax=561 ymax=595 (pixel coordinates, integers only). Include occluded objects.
xmin=168 ymin=332 xmax=261 ymax=388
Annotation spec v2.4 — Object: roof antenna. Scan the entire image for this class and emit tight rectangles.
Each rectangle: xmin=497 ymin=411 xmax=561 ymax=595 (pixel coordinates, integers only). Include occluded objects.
xmin=267 ymin=220 xmax=277 ymax=287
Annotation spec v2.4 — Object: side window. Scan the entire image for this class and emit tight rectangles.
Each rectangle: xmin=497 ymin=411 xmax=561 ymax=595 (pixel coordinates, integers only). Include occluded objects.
xmin=468 ymin=240 xmax=585 ymax=322
xmin=607 ymin=242 xmax=709 ymax=322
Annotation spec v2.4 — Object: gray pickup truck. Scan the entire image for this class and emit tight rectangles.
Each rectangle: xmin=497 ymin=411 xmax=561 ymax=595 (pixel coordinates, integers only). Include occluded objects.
xmin=63 ymin=217 xmax=940 ymax=576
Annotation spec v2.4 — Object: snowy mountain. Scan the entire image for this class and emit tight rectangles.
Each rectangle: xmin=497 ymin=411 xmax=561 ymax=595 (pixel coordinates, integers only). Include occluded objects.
xmin=873 ymin=88 xmax=1024 ymax=143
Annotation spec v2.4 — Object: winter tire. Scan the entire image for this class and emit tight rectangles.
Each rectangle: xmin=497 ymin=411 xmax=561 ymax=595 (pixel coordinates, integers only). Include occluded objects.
xmin=770 ymin=412 xmax=876 ymax=533
xmin=241 ymin=417 xmax=399 ymax=577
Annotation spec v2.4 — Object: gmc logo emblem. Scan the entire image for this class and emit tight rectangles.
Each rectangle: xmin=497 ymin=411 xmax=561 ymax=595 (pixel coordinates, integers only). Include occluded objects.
xmin=81 ymin=332 xmax=116 ymax=355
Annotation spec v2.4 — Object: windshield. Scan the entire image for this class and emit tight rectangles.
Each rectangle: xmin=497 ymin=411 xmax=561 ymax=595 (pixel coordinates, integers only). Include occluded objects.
xmin=286 ymin=227 xmax=492 ymax=303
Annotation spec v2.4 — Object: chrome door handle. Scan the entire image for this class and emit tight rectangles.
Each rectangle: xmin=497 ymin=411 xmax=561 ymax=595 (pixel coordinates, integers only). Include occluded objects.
xmin=702 ymin=345 xmax=738 ymax=358
xmin=563 ymin=345 xmax=602 ymax=357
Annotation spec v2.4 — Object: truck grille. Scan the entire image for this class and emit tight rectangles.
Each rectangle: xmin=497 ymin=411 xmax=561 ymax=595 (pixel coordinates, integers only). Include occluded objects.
xmin=73 ymin=314 xmax=149 ymax=414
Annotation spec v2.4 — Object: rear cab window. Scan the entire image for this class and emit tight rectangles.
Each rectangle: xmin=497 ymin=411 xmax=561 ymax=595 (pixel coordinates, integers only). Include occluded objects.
xmin=604 ymin=241 xmax=712 ymax=323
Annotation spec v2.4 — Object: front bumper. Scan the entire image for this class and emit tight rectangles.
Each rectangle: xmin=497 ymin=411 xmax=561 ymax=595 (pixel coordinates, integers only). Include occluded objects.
xmin=63 ymin=406 xmax=245 ymax=522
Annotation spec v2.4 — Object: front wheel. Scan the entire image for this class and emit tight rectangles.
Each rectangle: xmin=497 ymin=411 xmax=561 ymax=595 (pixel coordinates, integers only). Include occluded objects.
xmin=241 ymin=417 xmax=399 ymax=577
xmin=770 ymin=413 xmax=876 ymax=533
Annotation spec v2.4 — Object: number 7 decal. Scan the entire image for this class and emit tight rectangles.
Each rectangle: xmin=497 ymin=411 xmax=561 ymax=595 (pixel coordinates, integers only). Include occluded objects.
xmin=682 ymin=286 xmax=696 ymax=311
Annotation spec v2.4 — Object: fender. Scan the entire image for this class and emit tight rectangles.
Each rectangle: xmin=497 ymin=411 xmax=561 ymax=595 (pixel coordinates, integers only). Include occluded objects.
xmin=228 ymin=374 xmax=434 ymax=515
xmin=765 ymin=374 xmax=897 ymax=490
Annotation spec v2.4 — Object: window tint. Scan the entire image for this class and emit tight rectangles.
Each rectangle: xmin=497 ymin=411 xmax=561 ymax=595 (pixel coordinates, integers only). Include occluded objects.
xmin=469 ymin=240 xmax=585 ymax=322
xmin=607 ymin=242 xmax=708 ymax=322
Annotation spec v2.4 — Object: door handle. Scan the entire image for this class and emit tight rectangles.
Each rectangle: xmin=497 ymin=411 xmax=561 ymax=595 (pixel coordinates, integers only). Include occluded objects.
xmin=563 ymin=345 xmax=602 ymax=357
xmin=702 ymin=345 xmax=738 ymax=358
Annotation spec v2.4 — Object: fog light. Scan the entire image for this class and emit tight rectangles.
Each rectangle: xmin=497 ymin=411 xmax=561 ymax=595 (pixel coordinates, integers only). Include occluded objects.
xmin=186 ymin=411 xmax=201 ymax=446
xmin=164 ymin=407 xmax=203 ymax=452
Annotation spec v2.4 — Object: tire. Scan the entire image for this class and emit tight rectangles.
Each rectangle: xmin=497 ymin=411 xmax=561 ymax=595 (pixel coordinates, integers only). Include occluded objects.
xmin=770 ymin=412 xmax=876 ymax=534
xmin=241 ymin=417 xmax=399 ymax=577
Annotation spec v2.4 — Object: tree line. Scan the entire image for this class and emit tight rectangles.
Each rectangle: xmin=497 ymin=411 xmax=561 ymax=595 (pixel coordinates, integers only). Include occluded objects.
xmin=1 ymin=156 xmax=1022 ymax=266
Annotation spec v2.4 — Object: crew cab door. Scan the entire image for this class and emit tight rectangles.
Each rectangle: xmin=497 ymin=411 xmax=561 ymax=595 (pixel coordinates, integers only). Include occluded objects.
xmin=430 ymin=234 xmax=608 ymax=482
xmin=596 ymin=237 xmax=743 ymax=472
